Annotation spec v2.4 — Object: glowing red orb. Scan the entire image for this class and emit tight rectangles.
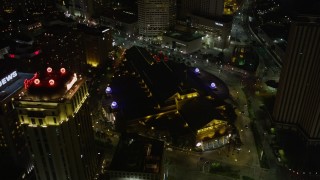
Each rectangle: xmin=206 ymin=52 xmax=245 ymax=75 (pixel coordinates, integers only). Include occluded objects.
xmin=34 ymin=79 xmax=40 ymax=85
xmin=60 ymin=68 xmax=66 ymax=74
xmin=49 ymin=79 xmax=55 ymax=86
xmin=47 ymin=67 xmax=52 ymax=73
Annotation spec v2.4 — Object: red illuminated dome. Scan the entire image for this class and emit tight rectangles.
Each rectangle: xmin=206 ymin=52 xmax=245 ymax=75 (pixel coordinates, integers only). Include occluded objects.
xmin=47 ymin=67 xmax=53 ymax=73
xmin=34 ymin=79 xmax=40 ymax=85
xmin=49 ymin=79 xmax=55 ymax=86
xmin=60 ymin=68 xmax=66 ymax=74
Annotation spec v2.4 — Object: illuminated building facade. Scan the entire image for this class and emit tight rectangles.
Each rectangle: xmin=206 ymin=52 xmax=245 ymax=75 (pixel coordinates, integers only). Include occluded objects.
xmin=108 ymin=46 xmax=234 ymax=150
xmin=162 ymin=30 xmax=203 ymax=54
xmin=138 ymin=0 xmax=176 ymax=37
xmin=1 ymin=0 xmax=19 ymax=14
xmin=177 ymin=0 xmax=232 ymax=49
xmin=0 ymin=70 xmax=33 ymax=179
xmin=13 ymin=67 xmax=97 ymax=180
xmin=273 ymin=16 xmax=320 ymax=145
xmin=223 ymin=0 xmax=239 ymax=15
xmin=80 ymin=25 xmax=112 ymax=68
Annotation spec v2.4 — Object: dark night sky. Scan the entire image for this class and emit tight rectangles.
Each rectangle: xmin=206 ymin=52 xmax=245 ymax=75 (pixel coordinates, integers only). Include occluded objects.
xmin=280 ymin=0 xmax=320 ymax=15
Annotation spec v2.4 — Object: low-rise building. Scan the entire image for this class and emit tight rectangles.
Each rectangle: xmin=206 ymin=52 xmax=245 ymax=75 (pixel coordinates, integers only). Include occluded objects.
xmin=108 ymin=133 xmax=165 ymax=180
xmin=163 ymin=30 xmax=203 ymax=54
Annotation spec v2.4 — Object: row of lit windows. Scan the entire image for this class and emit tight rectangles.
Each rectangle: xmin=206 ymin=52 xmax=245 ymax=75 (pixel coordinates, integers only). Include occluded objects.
xmin=110 ymin=171 xmax=157 ymax=179
xmin=0 ymin=143 xmax=7 ymax=147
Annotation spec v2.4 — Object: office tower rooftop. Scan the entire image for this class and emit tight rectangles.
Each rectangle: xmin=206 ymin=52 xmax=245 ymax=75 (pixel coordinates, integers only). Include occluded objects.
xmin=13 ymin=67 xmax=97 ymax=180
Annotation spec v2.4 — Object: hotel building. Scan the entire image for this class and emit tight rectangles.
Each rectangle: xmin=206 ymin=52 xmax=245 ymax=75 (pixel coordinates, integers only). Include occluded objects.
xmin=138 ymin=0 xmax=176 ymax=37
xmin=13 ymin=67 xmax=97 ymax=179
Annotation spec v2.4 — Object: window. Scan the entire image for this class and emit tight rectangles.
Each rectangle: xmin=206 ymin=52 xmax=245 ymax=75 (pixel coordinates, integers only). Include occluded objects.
xmin=31 ymin=118 xmax=35 ymax=124
xmin=39 ymin=119 xmax=43 ymax=125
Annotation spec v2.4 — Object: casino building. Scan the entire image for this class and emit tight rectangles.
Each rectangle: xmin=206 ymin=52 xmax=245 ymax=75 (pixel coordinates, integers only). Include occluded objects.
xmin=106 ymin=46 xmax=235 ymax=151
xmin=13 ymin=67 xmax=97 ymax=180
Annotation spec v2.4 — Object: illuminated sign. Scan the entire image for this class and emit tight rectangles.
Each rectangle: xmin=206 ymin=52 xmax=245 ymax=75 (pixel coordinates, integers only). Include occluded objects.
xmin=24 ymin=73 xmax=39 ymax=89
xmin=215 ymin=22 xmax=224 ymax=27
xmin=66 ymin=73 xmax=77 ymax=90
xmin=0 ymin=71 xmax=18 ymax=88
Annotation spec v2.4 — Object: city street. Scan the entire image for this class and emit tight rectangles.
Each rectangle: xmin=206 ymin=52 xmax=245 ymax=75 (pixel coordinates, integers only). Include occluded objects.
xmin=107 ymin=0 xmax=288 ymax=179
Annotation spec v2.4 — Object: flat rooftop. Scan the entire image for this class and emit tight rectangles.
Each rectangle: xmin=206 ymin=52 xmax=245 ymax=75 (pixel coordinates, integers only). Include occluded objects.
xmin=16 ymin=68 xmax=85 ymax=102
xmin=163 ymin=31 xmax=203 ymax=42
xmin=111 ymin=46 xmax=230 ymax=120
xmin=109 ymin=133 xmax=164 ymax=173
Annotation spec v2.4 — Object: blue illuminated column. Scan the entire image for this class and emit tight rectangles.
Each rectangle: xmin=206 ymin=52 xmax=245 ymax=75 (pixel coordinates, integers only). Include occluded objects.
xmin=210 ymin=82 xmax=217 ymax=89
xmin=111 ymin=101 xmax=118 ymax=109
xmin=105 ymin=86 xmax=112 ymax=94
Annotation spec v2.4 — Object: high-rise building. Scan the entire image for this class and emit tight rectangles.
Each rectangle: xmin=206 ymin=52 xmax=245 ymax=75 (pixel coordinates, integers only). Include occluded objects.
xmin=273 ymin=16 xmax=320 ymax=145
xmin=138 ymin=0 xmax=176 ymax=37
xmin=78 ymin=25 xmax=113 ymax=68
xmin=13 ymin=67 xmax=98 ymax=180
xmin=0 ymin=70 xmax=33 ymax=179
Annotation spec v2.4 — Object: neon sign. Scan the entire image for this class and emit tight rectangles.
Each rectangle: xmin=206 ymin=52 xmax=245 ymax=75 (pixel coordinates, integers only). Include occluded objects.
xmin=0 ymin=71 xmax=18 ymax=88
xmin=24 ymin=73 xmax=39 ymax=89
xmin=66 ymin=73 xmax=77 ymax=90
